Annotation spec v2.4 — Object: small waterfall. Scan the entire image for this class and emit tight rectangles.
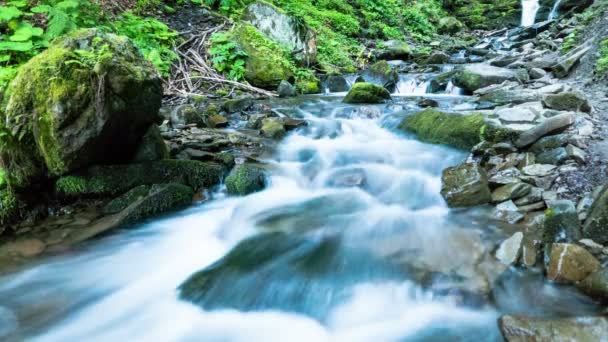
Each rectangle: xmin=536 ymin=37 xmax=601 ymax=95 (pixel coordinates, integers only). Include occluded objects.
xmin=548 ymin=0 xmax=563 ymax=20
xmin=395 ymin=75 xmax=430 ymax=95
xmin=521 ymin=0 xmax=540 ymax=27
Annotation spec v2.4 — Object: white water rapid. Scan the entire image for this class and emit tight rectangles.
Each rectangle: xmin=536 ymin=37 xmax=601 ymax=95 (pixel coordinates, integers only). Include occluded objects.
xmin=521 ymin=0 xmax=540 ymax=27
xmin=548 ymin=0 xmax=563 ymax=20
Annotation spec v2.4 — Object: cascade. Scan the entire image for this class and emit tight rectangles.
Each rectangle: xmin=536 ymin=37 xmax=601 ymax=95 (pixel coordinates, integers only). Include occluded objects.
xmin=548 ymin=0 xmax=563 ymax=20
xmin=521 ymin=0 xmax=540 ymax=27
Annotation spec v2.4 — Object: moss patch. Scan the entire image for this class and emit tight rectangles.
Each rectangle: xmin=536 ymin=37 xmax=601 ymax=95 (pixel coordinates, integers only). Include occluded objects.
xmin=56 ymin=160 xmax=224 ymax=198
xmin=225 ymin=164 xmax=267 ymax=196
xmin=399 ymin=109 xmax=513 ymax=150
xmin=343 ymin=82 xmax=391 ymax=104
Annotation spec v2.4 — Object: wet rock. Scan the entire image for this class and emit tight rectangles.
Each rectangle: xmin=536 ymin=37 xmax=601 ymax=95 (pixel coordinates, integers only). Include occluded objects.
xmin=578 ymin=268 xmax=608 ymax=301
xmin=225 ymin=164 xmax=266 ymax=196
xmin=247 ymin=114 xmax=268 ymax=129
xmin=547 ymin=243 xmax=600 ymax=283
xmin=522 ymin=164 xmax=556 ymax=177
xmin=495 ymin=232 xmax=524 ymax=266
xmin=583 ymin=184 xmax=608 ymax=244
xmin=536 ymin=147 xmax=568 ymax=165
xmin=242 ymin=1 xmax=316 ymax=66
xmin=360 ymin=61 xmax=399 ymax=91
xmin=488 ymin=168 xmax=522 ymax=187
xmin=325 ymin=75 xmax=349 ymax=93
xmin=518 ymin=152 xmax=536 ymax=168
xmin=417 ymin=98 xmax=439 ymax=108
xmin=132 ymin=125 xmax=169 ymax=162
xmin=552 ymin=44 xmax=592 ymax=78
xmin=375 ymin=40 xmax=411 ymax=60
xmin=499 ymin=315 xmax=608 ymax=342
xmin=577 ymin=196 xmax=594 ymax=221
xmin=283 ymin=118 xmax=307 ymax=131
xmin=423 ymin=51 xmax=450 ymax=65
xmin=260 ymin=118 xmax=286 ymax=139
xmin=437 ymin=16 xmax=463 ymax=34
xmin=529 ymin=68 xmax=547 ymax=79
xmin=205 ymin=114 xmax=229 ymax=128
xmin=453 ymin=64 xmax=529 ymax=92
xmin=492 ymin=200 xmax=524 ymax=224
xmin=491 ymin=183 xmax=532 ymax=203
xmin=343 ymin=82 xmax=391 ymax=104
xmin=0 ymin=238 xmax=46 ymax=257
xmin=222 ymin=95 xmax=254 ymax=113
xmin=542 ymin=91 xmax=591 ymax=113
xmin=565 ymin=144 xmax=586 ymax=164
xmin=529 ymin=134 xmax=570 ymax=153
xmin=542 ymin=200 xmax=581 ymax=244
xmin=277 ymin=80 xmax=297 ymax=97
xmin=514 ymin=186 xmax=543 ymax=206
xmin=440 ymin=163 xmax=491 ymax=208
xmin=521 ymin=237 xmax=539 ymax=268
xmin=515 ymin=113 xmax=575 ymax=148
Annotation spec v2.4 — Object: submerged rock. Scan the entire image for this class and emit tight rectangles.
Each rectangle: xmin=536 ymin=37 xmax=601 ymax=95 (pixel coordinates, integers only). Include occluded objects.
xmin=1 ymin=29 xmax=162 ymax=188
xmin=343 ymin=82 xmax=391 ymax=104
xmin=225 ymin=164 xmax=266 ymax=196
xmin=440 ymin=163 xmax=491 ymax=208
xmin=499 ymin=315 xmax=608 ymax=342
xmin=547 ymin=243 xmax=600 ymax=283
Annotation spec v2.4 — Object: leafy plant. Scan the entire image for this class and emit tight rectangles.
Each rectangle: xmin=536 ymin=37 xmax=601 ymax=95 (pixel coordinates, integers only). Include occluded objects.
xmin=596 ymin=39 xmax=608 ymax=76
xmin=209 ymin=31 xmax=248 ymax=81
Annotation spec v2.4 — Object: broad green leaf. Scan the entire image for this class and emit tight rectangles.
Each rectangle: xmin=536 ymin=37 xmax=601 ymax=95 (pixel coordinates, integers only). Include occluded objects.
xmin=0 ymin=40 xmax=33 ymax=52
xmin=0 ymin=6 xmax=23 ymax=22
xmin=30 ymin=5 xmax=52 ymax=13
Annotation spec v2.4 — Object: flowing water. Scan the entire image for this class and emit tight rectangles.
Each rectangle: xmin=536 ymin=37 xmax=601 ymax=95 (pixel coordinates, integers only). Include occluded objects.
xmin=521 ymin=0 xmax=540 ymax=27
xmin=548 ymin=0 xmax=563 ymax=20
xmin=0 ymin=94 xmax=600 ymax=341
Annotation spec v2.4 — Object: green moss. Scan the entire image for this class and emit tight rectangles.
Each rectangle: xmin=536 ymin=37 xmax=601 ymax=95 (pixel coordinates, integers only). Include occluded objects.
xmin=225 ymin=164 xmax=267 ymax=196
xmin=399 ymin=109 xmax=498 ymax=150
xmin=454 ymin=70 xmax=483 ymax=92
xmin=103 ymin=185 xmax=151 ymax=215
xmin=0 ymin=186 xmax=17 ymax=225
xmin=296 ymin=80 xmax=321 ymax=94
xmin=56 ymin=160 xmax=225 ymax=198
xmin=343 ymin=82 xmax=391 ymax=104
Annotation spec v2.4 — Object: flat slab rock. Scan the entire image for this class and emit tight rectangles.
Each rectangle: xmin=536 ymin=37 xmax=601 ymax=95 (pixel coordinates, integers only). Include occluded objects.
xmin=499 ymin=315 xmax=608 ymax=342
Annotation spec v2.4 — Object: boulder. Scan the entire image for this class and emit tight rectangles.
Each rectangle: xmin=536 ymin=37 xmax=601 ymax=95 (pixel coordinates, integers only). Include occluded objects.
xmin=55 ymin=160 xmax=224 ymax=198
xmin=375 ymin=40 xmax=410 ymax=60
xmin=542 ymin=91 xmax=591 ymax=113
xmin=222 ymin=95 xmax=254 ymax=113
xmin=1 ymin=29 xmax=162 ymax=188
xmin=514 ymin=113 xmax=575 ymax=148
xmin=225 ymin=164 xmax=267 ymax=195
xmin=437 ymin=17 xmax=464 ymax=34
xmin=132 ymin=125 xmax=169 ymax=162
xmin=260 ymin=118 xmax=286 ymax=139
xmin=423 ymin=51 xmax=450 ymax=65
xmin=521 ymin=164 xmax=556 ymax=177
xmin=583 ymin=184 xmax=608 ymax=244
xmin=529 ymin=68 xmax=547 ymax=79
xmin=536 ymin=147 xmax=568 ymax=165
xmin=325 ymin=75 xmax=350 ymax=93
xmin=552 ymin=44 xmax=591 ymax=78
xmin=547 ymin=243 xmax=600 ymax=283
xmin=440 ymin=163 xmax=491 ymax=208
xmin=491 ymin=183 xmax=532 ymax=203
xmin=542 ymin=200 xmax=581 ymax=244
xmin=234 ymin=25 xmax=294 ymax=89
xmin=102 ymin=183 xmax=193 ymax=223
xmin=578 ymin=268 xmax=608 ymax=301
xmin=343 ymin=82 xmax=391 ymax=104
xmin=453 ymin=64 xmax=529 ymax=92
xmin=360 ymin=61 xmax=399 ymax=91
xmin=242 ymin=1 xmax=316 ymax=66
xmin=499 ymin=315 xmax=608 ymax=342
xmin=277 ymin=80 xmax=297 ymax=97
xmin=495 ymin=232 xmax=524 ymax=266
xmin=398 ymin=109 xmax=515 ymax=150
xmin=492 ymin=200 xmax=524 ymax=224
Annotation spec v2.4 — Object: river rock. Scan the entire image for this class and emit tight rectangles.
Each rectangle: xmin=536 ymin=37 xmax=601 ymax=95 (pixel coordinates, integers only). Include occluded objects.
xmin=440 ymin=163 xmax=491 ymax=208
xmin=542 ymin=91 xmax=591 ymax=113
xmin=514 ymin=186 xmax=543 ymax=206
xmin=529 ymin=134 xmax=570 ymax=153
xmin=547 ymin=243 xmax=600 ymax=283
xmin=242 ymin=1 xmax=316 ymax=66
xmin=491 ymin=183 xmax=532 ymax=203
xmin=453 ymin=64 xmax=529 ymax=92
xmin=222 ymin=95 xmax=254 ymax=113
xmin=325 ymin=75 xmax=349 ymax=93
xmin=132 ymin=125 xmax=169 ymax=162
xmin=360 ymin=60 xmax=399 ymax=91
xmin=260 ymin=118 xmax=286 ymax=139
xmin=536 ymin=147 xmax=568 ymax=165
xmin=578 ymin=268 xmax=608 ymax=301
xmin=514 ymin=113 xmax=575 ymax=148
xmin=423 ymin=51 xmax=450 ymax=65
xmin=583 ymin=184 xmax=608 ymax=244
xmin=225 ymin=164 xmax=266 ymax=195
xmin=1 ymin=29 xmax=162 ymax=188
xmin=375 ymin=40 xmax=411 ymax=60
xmin=552 ymin=44 xmax=592 ymax=78
xmin=495 ymin=232 xmax=524 ymax=266
xmin=277 ymin=80 xmax=297 ymax=97
xmin=529 ymin=68 xmax=547 ymax=79
xmin=499 ymin=315 xmax=608 ymax=342
xmin=437 ymin=16 xmax=463 ymax=34
xmin=542 ymin=200 xmax=581 ymax=244
xmin=522 ymin=164 xmax=556 ymax=177
xmin=343 ymin=82 xmax=391 ymax=104
xmin=492 ymin=200 xmax=524 ymax=224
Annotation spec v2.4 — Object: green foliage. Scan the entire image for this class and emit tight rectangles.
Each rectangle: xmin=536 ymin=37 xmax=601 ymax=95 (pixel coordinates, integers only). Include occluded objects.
xmin=111 ymin=13 xmax=178 ymax=77
xmin=561 ymin=30 xmax=578 ymax=53
xmin=210 ymin=31 xmax=248 ymax=81
xmin=596 ymin=39 xmax=608 ymax=75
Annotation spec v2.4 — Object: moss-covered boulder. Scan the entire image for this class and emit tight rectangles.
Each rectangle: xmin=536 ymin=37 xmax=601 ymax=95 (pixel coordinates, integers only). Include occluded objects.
xmin=234 ymin=25 xmax=294 ymax=89
xmin=225 ymin=164 xmax=267 ymax=196
xmin=343 ymin=83 xmax=392 ymax=104
xmin=102 ymin=183 xmax=193 ymax=223
xmin=438 ymin=17 xmax=464 ymax=34
xmin=375 ymin=40 xmax=411 ymax=60
xmin=441 ymin=162 xmax=491 ymax=208
xmin=1 ymin=29 xmax=162 ymax=188
xmin=360 ymin=60 xmax=399 ymax=91
xmin=260 ymin=118 xmax=286 ymax=139
xmin=453 ymin=64 xmax=529 ymax=92
xmin=398 ymin=109 xmax=515 ymax=150
xmin=542 ymin=91 xmax=592 ymax=113
xmin=55 ymin=160 xmax=224 ymax=198
xmin=295 ymin=78 xmax=322 ymax=94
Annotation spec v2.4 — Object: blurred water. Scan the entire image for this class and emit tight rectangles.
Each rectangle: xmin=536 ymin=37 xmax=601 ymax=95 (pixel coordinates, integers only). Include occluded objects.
xmin=0 ymin=97 xmax=598 ymax=341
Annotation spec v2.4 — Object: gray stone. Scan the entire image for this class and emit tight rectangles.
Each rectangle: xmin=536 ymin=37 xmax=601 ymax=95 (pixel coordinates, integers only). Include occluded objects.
xmin=514 ymin=187 xmax=543 ymax=206
xmin=529 ymin=134 xmax=570 ymax=153
xmin=552 ymin=44 xmax=592 ymax=78
xmin=583 ymin=184 xmax=608 ymax=244
xmin=277 ymin=80 xmax=297 ymax=97
xmin=499 ymin=315 xmax=608 ymax=342
xmin=529 ymin=68 xmax=547 ymax=79
xmin=491 ymin=183 xmax=532 ymax=203
xmin=223 ymin=96 xmax=254 ymax=113
xmin=542 ymin=91 xmax=591 ymax=113
xmin=440 ymin=163 xmax=491 ymax=208
xmin=260 ymin=117 xmax=286 ymax=139
xmin=515 ymin=113 xmax=575 ymax=148
xmin=578 ymin=268 xmax=608 ymax=301
xmin=454 ymin=64 xmax=529 ymax=92
xmin=536 ymin=147 xmax=568 ymax=165
xmin=547 ymin=243 xmax=600 ymax=283
xmin=492 ymin=200 xmax=524 ymax=224
xmin=495 ymin=232 xmax=524 ymax=266
xmin=542 ymin=200 xmax=581 ymax=244
xmin=566 ymin=144 xmax=586 ymax=164
xmin=522 ymin=164 xmax=556 ymax=177
xmin=325 ymin=75 xmax=349 ymax=93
